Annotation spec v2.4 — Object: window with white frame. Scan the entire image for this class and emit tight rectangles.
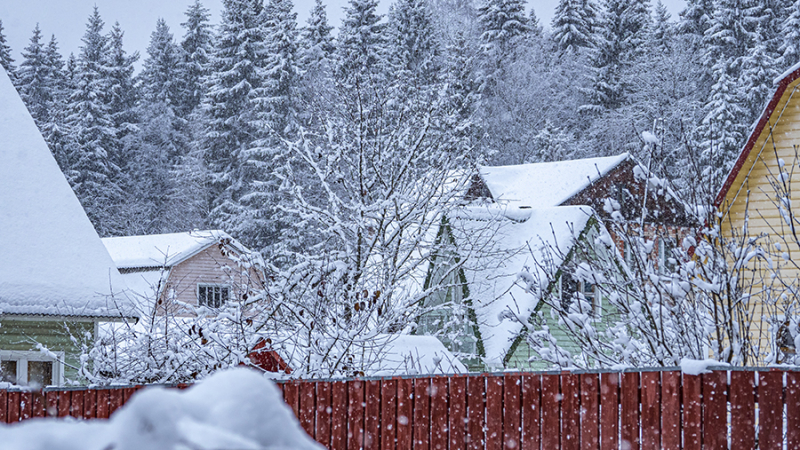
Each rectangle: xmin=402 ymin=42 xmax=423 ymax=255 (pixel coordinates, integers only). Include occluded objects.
xmin=659 ymin=237 xmax=677 ymax=274
xmin=0 ymin=350 xmax=64 ymax=387
xmin=198 ymin=284 xmax=230 ymax=308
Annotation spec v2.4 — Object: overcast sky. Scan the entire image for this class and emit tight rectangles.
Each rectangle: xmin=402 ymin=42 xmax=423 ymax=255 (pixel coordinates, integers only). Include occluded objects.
xmin=1 ymin=0 xmax=687 ymax=72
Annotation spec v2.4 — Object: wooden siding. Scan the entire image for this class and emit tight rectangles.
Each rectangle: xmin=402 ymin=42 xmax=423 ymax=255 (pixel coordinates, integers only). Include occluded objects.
xmin=0 ymin=320 xmax=94 ymax=382
xmin=158 ymin=244 xmax=266 ymax=314
xmin=720 ymin=75 xmax=800 ymax=360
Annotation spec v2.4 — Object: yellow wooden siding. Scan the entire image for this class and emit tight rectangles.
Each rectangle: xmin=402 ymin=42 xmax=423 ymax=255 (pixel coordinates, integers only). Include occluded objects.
xmin=720 ymin=77 xmax=800 ymax=362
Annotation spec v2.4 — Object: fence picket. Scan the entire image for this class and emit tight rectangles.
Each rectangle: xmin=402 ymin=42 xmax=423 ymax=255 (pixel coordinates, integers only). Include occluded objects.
xmin=108 ymin=389 xmax=124 ymax=416
xmin=57 ymin=390 xmax=70 ymax=417
xmin=316 ymin=381 xmax=333 ymax=449
xmin=502 ymin=374 xmax=521 ymax=450
xmin=561 ymin=373 xmax=580 ymax=450
xmin=397 ymin=378 xmax=413 ymax=450
xmin=640 ymin=371 xmax=660 ymax=448
xmin=787 ymin=372 xmax=800 ymax=448
xmin=348 ymin=380 xmax=366 ymax=450
xmin=45 ymin=390 xmax=57 ymax=417
xmin=682 ymin=374 xmax=702 ymax=450
xmin=449 ymin=376 xmax=467 ymax=450
xmin=541 ymin=374 xmax=560 ymax=449
xmin=7 ymin=391 xmax=19 ymax=422
xmin=284 ymin=381 xmax=300 ymax=421
xmin=599 ymin=372 xmax=619 ymax=450
xmin=0 ymin=390 xmax=6 ymax=423
xmin=380 ymin=379 xmax=397 ymax=450
xmin=702 ymin=371 xmax=726 ymax=450
xmin=466 ymin=376 xmax=485 ymax=450
xmin=758 ymin=371 xmax=783 ymax=449
xmin=520 ymin=374 xmax=540 ymax=450
xmin=20 ymin=391 xmax=32 ymax=420
xmin=620 ymin=372 xmax=639 ymax=450
xmin=580 ymin=373 xmax=599 ymax=450
xmin=83 ymin=389 xmax=96 ymax=419
xmin=729 ymin=371 xmax=755 ymax=449
xmin=331 ymin=381 xmax=348 ymax=450
xmin=96 ymin=389 xmax=109 ymax=419
xmin=31 ymin=391 xmax=45 ymax=418
xmin=365 ymin=380 xmax=382 ymax=450
xmin=485 ymin=376 xmax=503 ymax=450
xmin=299 ymin=381 xmax=316 ymax=440
xmin=429 ymin=377 xmax=448 ymax=450
xmin=660 ymin=371 xmax=680 ymax=450
xmin=413 ymin=378 xmax=431 ymax=450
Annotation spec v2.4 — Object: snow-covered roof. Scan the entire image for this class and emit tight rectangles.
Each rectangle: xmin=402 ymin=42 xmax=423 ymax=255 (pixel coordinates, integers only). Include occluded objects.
xmin=102 ymin=230 xmax=246 ymax=269
xmin=449 ymin=204 xmax=601 ymax=365
xmin=0 ymin=68 xmax=133 ymax=318
xmin=478 ymin=153 xmax=630 ymax=208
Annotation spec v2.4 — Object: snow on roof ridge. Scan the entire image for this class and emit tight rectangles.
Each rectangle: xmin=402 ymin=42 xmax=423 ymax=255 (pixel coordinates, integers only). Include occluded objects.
xmin=102 ymin=230 xmax=236 ymax=269
xmin=478 ymin=153 xmax=630 ymax=209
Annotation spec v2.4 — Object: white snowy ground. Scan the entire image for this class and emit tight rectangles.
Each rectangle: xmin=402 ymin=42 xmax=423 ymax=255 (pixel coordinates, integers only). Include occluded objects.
xmin=0 ymin=368 xmax=324 ymax=450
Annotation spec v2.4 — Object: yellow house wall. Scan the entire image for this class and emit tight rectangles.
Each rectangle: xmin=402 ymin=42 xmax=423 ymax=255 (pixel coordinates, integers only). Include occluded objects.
xmin=720 ymin=76 xmax=800 ymax=362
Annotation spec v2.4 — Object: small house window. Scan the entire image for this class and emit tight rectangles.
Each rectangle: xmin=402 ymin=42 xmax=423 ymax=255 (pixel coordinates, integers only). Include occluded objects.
xmin=659 ymin=237 xmax=677 ymax=274
xmin=561 ymin=273 xmax=600 ymax=317
xmin=778 ymin=321 xmax=797 ymax=363
xmin=198 ymin=284 xmax=230 ymax=308
xmin=0 ymin=351 xmax=62 ymax=386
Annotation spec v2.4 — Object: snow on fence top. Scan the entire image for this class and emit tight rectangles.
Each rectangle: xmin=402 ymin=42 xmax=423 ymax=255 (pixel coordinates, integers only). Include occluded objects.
xmin=478 ymin=153 xmax=630 ymax=209
xmin=0 ymin=69 xmax=134 ymax=319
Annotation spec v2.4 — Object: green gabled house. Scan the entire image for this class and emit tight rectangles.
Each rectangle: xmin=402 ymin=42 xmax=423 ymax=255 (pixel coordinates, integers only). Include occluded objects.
xmin=417 ymin=155 xmax=642 ymax=372
xmin=0 ymin=68 xmax=136 ymax=387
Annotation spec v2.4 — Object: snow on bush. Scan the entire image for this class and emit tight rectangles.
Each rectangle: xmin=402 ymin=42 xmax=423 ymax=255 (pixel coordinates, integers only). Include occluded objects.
xmin=0 ymin=368 xmax=323 ymax=450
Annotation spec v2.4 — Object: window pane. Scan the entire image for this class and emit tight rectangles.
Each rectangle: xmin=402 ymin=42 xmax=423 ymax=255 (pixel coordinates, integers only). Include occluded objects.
xmin=28 ymin=361 xmax=53 ymax=387
xmin=1 ymin=360 xmax=16 ymax=384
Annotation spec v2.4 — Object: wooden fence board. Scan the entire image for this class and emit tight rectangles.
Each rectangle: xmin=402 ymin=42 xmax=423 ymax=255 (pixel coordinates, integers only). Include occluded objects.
xmin=331 ymin=381 xmax=348 ymax=450
xmin=787 ymin=371 xmax=800 ymax=448
xmin=429 ymin=377 xmax=448 ymax=450
xmin=486 ymin=376 xmax=503 ymax=450
xmin=702 ymin=371 xmax=726 ymax=450
xmin=31 ymin=391 xmax=45 ymax=418
xmin=69 ymin=390 xmax=83 ymax=419
xmin=448 ymin=377 xmax=467 ymax=450
xmin=7 ymin=391 xmax=19 ymax=422
xmin=660 ymin=371 xmax=680 ymax=450
xmin=45 ymin=391 xmax=57 ymax=417
xmin=580 ymin=373 xmax=599 ymax=450
xmin=730 ymin=371 xmax=755 ymax=449
xmin=20 ymin=391 xmax=32 ymax=420
xmin=541 ymin=374 xmax=560 ymax=450
xmin=348 ymin=380 xmax=366 ymax=450
xmin=96 ymin=389 xmax=109 ymax=419
xmin=397 ymin=378 xmax=413 ymax=450
xmin=108 ymin=389 xmax=124 ymax=416
xmin=682 ymin=374 xmax=702 ymax=450
xmin=57 ymin=390 xmax=70 ymax=417
xmin=466 ymin=376 xmax=485 ymax=450
xmin=620 ymin=372 xmax=639 ymax=450
xmin=561 ymin=373 xmax=579 ymax=450
xmin=0 ymin=390 xmax=6 ymax=423
xmin=122 ymin=387 xmax=136 ymax=403
xmin=521 ymin=374 xmax=540 ymax=450
xmin=299 ymin=382 xmax=316 ymax=440
xmin=380 ymin=380 xmax=397 ymax=450
xmin=82 ymin=389 xmax=96 ymax=419
xmin=640 ymin=371 xmax=659 ymax=449
xmin=413 ymin=378 xmax=431 ymax=450
xmin=503 ymin=374 xmax=521 ymax=450
xmin=284 ymin=382 xmax=300 ymax=421
xmin=366 ymin=380 xmax=382 ymax=450
xmin=757 ymin=371 xmax=783 ymax=449
xmin=317 ymin=382 xmax=333 ymax=449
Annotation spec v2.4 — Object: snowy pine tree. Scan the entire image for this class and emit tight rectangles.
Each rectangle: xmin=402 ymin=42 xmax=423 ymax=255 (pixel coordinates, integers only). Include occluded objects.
xmin=40 ymin=35 xmax=72 ymax=175
xmin=179 ymin=0 xmax=214 ymax=118
xmin=140 ymin=19 xmax=184 ymax=106
xmin=551 ymin=0 xmax=593 ymax=52
xmin=477 ymin=0 xmax=528 ymax=93
xmin=387 ymin=0 xmax=441 ymax=92
xmin=0 ymin=19 xmax=16 ymax=78
xmin=740 ymin=26 xmax=779 ymax=121
xmin=650 ymin=0 xmax=673 ymax=50
xmin=678 ymin=0 xmax=714 ymax=41
xmin=780 ymin=0 xmax=800 ymax=67
xmin=337 ymin=0 xmax=387 ymax=80
xmin=106 ymin=22 xmax=139 ymax=147
xmin=17 ymin=25 xmax=52 ymax=127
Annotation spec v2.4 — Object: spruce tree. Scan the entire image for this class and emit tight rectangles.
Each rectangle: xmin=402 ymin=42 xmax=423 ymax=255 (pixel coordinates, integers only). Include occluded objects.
xmin=387 ymin=0 xmax=441 ymax=91
xmin=0 ymin=20 xmax=16 ymax=78
xmin=740 ymin=27 xmax=779 ymax=120
xmin=781 ymin=0 xmax=800 ymax=67
xmin=40 ymin=35 xmax=72 ymax=175
xmin=64 ymin=7 xmax=122 ymax=235
xmin=140 ymin=19 xmax=183 ymax=106
xmin=337 ymin=0 xmax=387 ymax=80
xmin=477 ymin=0 xmax=528 ymax=92
xmin=106 ymin=22 xmax=139 ymax=146
xmin=551 ymin=0 xmax=592 ymax=52
xmin=179 ymin=0 xmax=214 ymax=117
xmin=261 ymin=0 xmax=299 ymax=134
xmin=678 ymin=0 xmax=713 ymax=40
xmin=650 ymin=0 xmax=672 ymax=50
xmin=17 ymin=25 xmax=51 ymax=126
xmin=201 ymin=0 xmax=269 ymax=240
xmin=529 ymin=7 xmax=543 ymax=37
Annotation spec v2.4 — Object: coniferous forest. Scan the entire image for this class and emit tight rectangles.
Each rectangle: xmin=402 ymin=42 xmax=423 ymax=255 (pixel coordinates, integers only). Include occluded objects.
xmin=0 ymin=0 xmax=792 ymax=259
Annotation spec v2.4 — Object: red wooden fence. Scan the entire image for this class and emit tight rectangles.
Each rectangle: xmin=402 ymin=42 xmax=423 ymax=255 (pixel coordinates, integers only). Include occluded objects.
xmin=2 ymin=368 xmax=800 ymax=449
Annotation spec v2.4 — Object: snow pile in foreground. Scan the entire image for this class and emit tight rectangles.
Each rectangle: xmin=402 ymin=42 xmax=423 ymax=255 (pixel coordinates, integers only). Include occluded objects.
xmin=0 ymin=368 xmax=323 ymax=450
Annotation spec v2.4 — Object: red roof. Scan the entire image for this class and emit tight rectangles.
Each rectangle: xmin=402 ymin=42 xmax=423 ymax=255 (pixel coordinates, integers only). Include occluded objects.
xmin=248 ymin=338 xmax=292 ymax=374
xmin=714 ymin=65 xmax=800 ymax=207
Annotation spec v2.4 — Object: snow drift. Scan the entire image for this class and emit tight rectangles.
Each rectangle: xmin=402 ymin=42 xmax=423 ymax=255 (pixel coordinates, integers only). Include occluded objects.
xmin=0 ymin=368 xmax=324 ymax=450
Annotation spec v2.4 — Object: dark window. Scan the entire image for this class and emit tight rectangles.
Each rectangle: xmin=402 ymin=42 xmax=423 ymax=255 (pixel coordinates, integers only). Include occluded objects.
xmin=198 ymin=285 xmax=230 ymax=308
xmin=27 ymin=361 xmax=52 ymax=387
xmin=561 ymin=273 xmax=598 ymax=316
xmin=1 ymin=360 xmax=16 ymax=384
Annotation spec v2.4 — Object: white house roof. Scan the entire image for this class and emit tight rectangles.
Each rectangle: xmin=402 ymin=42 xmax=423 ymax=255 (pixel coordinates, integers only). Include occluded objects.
xmin=0 ymin=68 xmax=133 ymax=318
xmin=449 ymin=204 xmax=601 ymax=365
xmin=368 ymin=334 xmax=467 ymax=375
xmin=102 ymin=230 xmax=241 ymax=269
xmin=478 ymin=153 xmax=630 ymax=208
